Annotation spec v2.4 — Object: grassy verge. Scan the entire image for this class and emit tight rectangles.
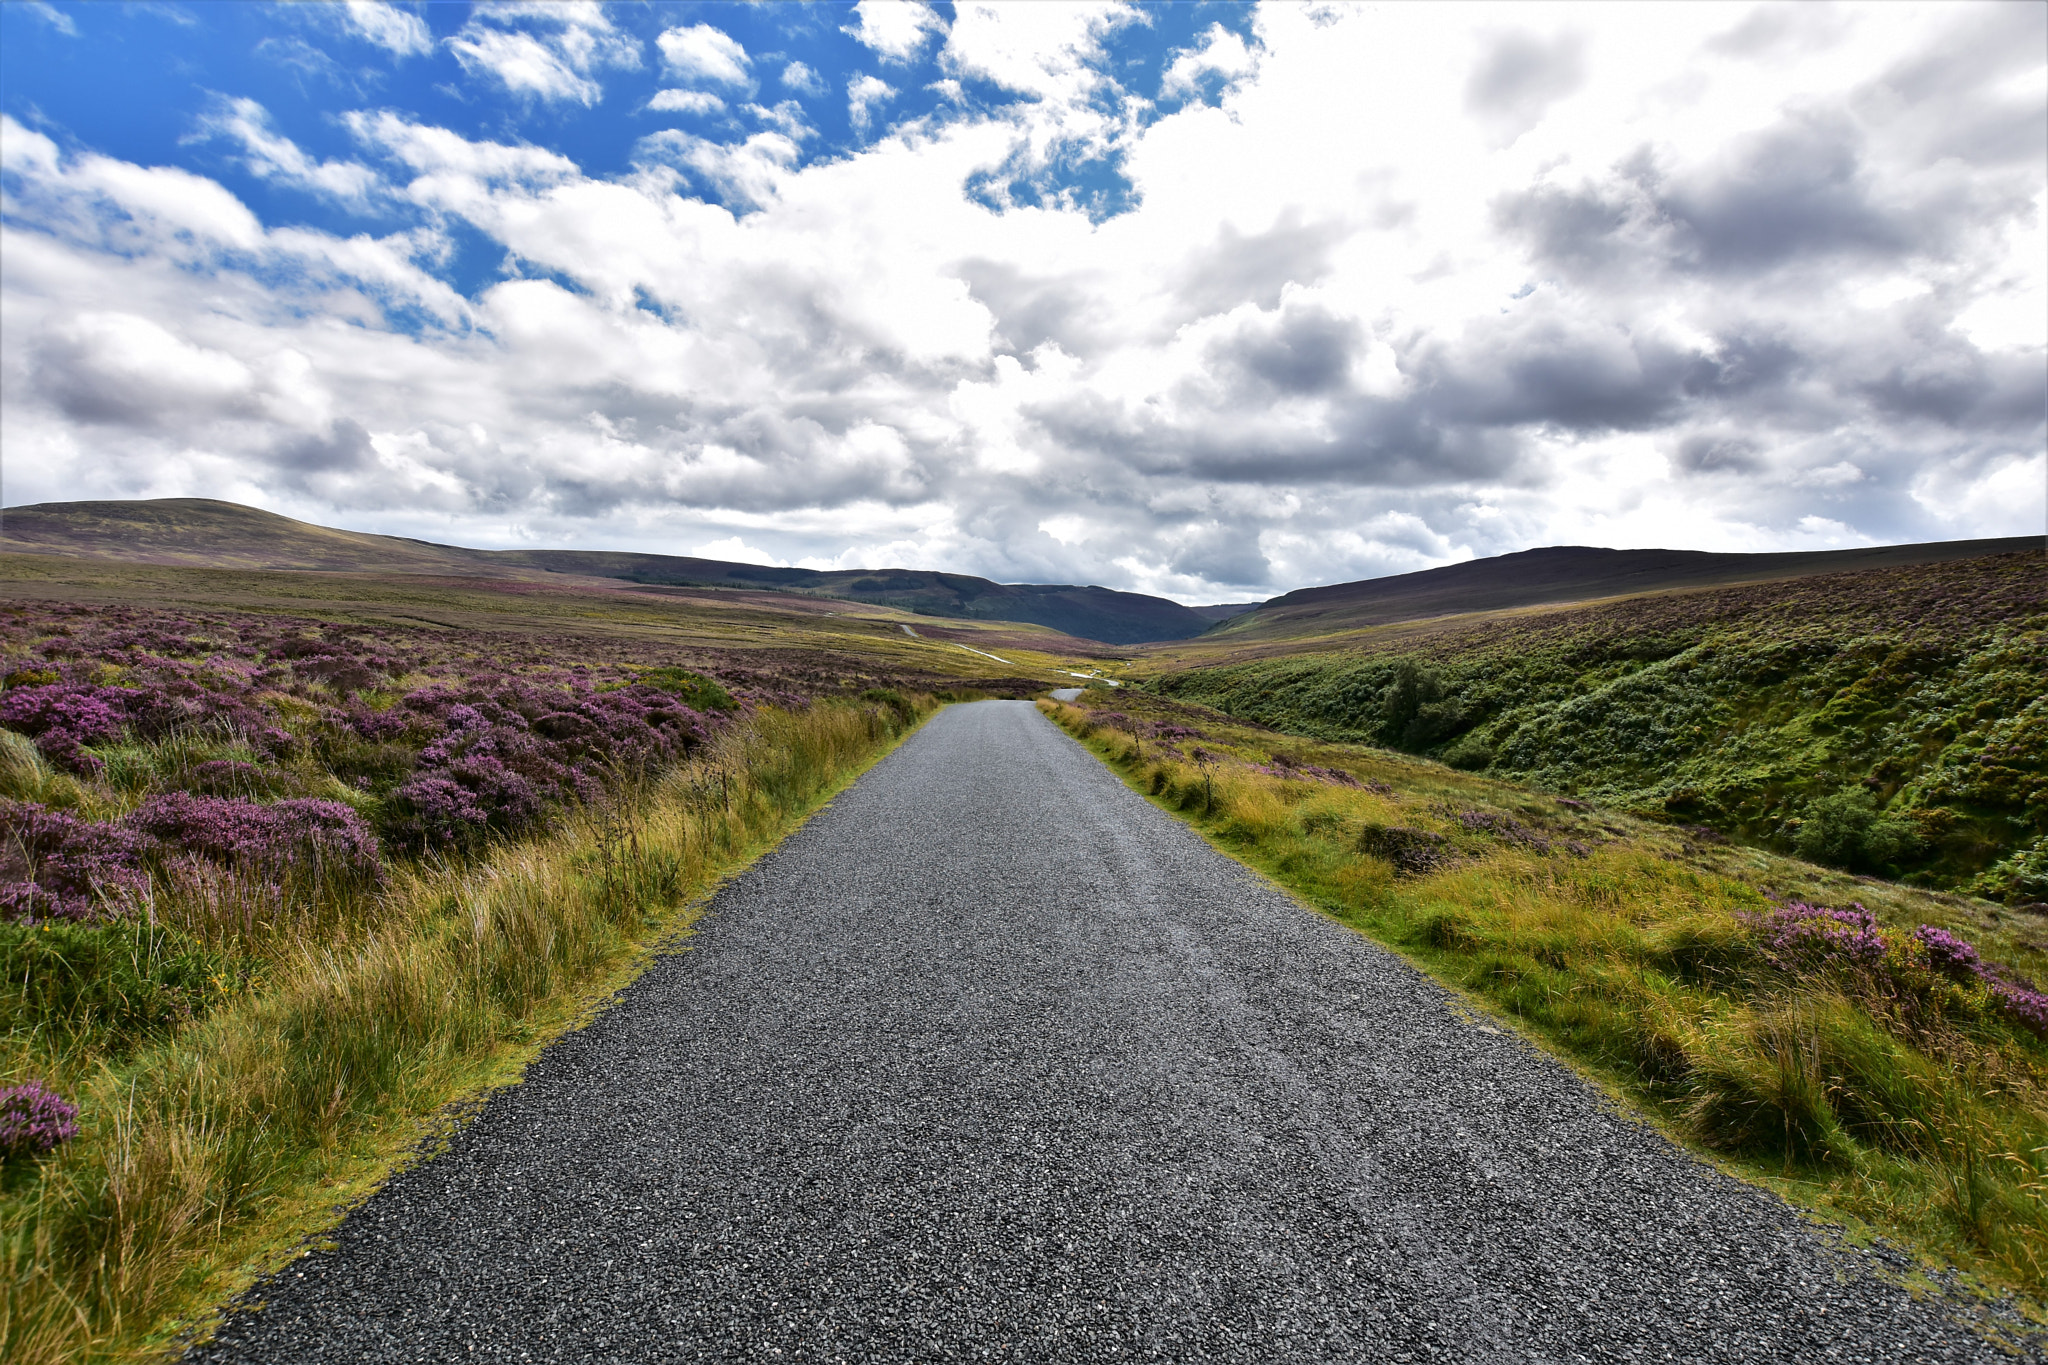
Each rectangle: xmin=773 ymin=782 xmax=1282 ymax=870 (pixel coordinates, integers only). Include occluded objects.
xmin=1 ymin=695 xmax=936 ymax=1363
xmin=1040 ymin=695 xmax=2048 ymax=1316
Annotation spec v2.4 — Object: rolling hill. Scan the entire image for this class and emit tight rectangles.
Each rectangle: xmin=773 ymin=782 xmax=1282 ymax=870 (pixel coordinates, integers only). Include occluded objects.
xmin=1207 ymin=538 xmax=2041 ymax=642
xmin=0 ymin=499 xmax=1215 ymax=646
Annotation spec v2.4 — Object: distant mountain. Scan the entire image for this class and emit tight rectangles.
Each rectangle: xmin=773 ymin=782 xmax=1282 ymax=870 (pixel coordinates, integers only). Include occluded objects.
xmin=1209 ymin=539 xmax=2042 ymax=642
xmin=1186 ymin=603 xmax=1263 ymax=622
xmin=0 ymin=499 xmax=1219 ymax=646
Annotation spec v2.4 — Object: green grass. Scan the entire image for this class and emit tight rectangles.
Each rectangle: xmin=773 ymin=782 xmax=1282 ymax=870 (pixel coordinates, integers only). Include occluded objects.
xmin=1042 ymin=694 xmax=2048 ymax=1314
xmin=1148 ymin=551 xmax=2045 ymax=897
xmin=0 ymin=696 xmax=937 ymax=1364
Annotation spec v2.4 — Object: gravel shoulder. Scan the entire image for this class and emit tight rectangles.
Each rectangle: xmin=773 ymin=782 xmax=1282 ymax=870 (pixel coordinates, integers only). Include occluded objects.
xmin=192 ymin=700 xmax=2030 ymax=1363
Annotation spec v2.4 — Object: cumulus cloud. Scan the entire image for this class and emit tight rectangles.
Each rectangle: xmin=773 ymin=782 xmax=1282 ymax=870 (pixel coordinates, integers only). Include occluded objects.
xmin=656 ymin=23 xmax=751 ymax=88
xmin=1161 ymin=23 xmax=1260 ymax=101
xmin=780 ymin=61 xmax=826 ymax=97
xmin=845 ymin=1 xmax=945 ymax=64
xmin=2 ymin=4 xmax=2042 ymax=599
xmin=1465 ymin=27 xmax=1586 ymax=146
xmin=847 ymin=74 xmax=896 ymax=136
xmin=194 ymin=97 xmax=383 ymax=208
xmin=338 ymin=0 xmax=431 ymax=58
xmin=448 ymin=3 xmax=640 ymax=107
xmin=649 ymin=89 xmax=725 ymax=116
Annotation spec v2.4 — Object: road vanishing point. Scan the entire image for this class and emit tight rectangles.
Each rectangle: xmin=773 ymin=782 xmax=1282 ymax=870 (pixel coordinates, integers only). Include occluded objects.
xmin=195 ymin=701 xmax=2019 ymax=1364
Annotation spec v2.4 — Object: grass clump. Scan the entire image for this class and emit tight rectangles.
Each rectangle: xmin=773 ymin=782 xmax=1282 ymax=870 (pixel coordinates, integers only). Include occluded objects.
xmin=1042 ymin=693 xmax=2048 ymax=1306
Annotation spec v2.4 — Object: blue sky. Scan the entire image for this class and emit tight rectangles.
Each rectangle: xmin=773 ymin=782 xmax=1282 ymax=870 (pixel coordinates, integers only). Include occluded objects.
xmin=2 ymin=2 xmax=2042 ymax=599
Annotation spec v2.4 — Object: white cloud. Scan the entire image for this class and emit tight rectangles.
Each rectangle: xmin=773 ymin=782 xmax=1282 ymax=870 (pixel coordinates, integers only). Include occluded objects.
xmin=780 ymin=61 xmax=826 ymax=97
xmin=656 ymin=23 xmax=751 ymax=88
xmin=24 ymin=3 xmax=78 ymax=37
xmin=847 ymin=74 xmax=896 ymax=136
xmin=447 ymin=3 xmax=640 ymax=107
xmin=695 ymin=536 xmax=785 ymax=565
xmin=339 ymin=0 xmax=431 ymax=58
xmin=845 ymin=1 xmax=946 ymax=64
xmin=1161 ymin=23 xmax=1260 ymax=100
xmin=194 ymin=97 xmax=383 ymax=209
xmin=650 ymin=89 xmax=726 ymax=116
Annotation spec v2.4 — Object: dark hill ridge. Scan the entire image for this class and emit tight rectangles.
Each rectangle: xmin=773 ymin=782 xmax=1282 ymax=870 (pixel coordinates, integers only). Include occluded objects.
xmin=0 ymin=499 xmax=1215 ymax=646
xmin=4 ymin=498 xmax=2033 ymax=647
xmin=1212 ymin=538 xmax=2042 ymax=641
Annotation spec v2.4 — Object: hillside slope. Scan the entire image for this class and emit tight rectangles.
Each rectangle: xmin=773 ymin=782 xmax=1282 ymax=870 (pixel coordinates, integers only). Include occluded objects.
xmin=0 ymin=499 xmax=1215 ymax=645
xmin=1210 ymin=539 xmax=2040 ymax=641
xmin=1154 ymin=551 xmax=2047 ymax=899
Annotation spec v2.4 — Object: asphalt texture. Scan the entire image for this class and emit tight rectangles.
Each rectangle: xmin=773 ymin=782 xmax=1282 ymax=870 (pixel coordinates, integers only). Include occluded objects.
xmin=194 ymin=700 xmax=2027 ymax=1364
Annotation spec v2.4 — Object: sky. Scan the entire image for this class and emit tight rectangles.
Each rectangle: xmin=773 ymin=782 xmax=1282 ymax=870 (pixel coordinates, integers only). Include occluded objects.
xmin=1 ymin=1 xmax=2042 ymax=603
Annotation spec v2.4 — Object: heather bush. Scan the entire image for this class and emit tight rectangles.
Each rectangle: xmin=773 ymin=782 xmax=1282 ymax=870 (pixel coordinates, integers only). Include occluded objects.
xmin=126 ymin=792 xmax=372 ymax=872
xmin=0 ymin=1083 xmax=78 ymax=1163
xmin=0 ymin=801 xmax=153 ymax=923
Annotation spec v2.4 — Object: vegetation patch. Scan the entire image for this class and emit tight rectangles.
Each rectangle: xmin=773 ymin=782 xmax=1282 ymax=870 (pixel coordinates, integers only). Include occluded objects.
xmin=0 ymin=598 xmax=950 ymax=1363
xmin=1153 ymin=552 xmax=2045 ymax=896
xmin=1043 ymin=691 xmax=2048 ymax=1311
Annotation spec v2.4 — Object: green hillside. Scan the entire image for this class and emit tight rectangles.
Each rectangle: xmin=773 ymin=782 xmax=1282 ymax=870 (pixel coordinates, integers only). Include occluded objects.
xmin=1154 ymin=551 xmax=2047 ymax=899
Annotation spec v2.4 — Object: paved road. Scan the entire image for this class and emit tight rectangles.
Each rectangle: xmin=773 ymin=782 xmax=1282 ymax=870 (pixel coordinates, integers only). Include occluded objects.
xmin=195 ymin=701 xmax=2021 ymax=1363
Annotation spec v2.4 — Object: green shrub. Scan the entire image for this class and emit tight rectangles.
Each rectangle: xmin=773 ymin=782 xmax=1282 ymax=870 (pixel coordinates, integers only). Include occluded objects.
xmin=636 ymin=667 xmax=735 ymax=713
xmin=1794 ymin=789 xmax=1921 ymax=874
xmin=859 ymin=687 xmax=915 ymax=724
xmin=1973 ymin=837 xmax=2048 ymax=905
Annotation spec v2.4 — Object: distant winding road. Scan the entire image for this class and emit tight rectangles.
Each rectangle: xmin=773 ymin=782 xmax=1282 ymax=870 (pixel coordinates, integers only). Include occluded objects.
xmin=195 ymin=701 xmax=2020 ymax=1363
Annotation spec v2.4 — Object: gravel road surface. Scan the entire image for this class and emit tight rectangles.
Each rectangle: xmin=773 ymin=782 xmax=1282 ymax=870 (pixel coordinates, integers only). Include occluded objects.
xmin=194 ymin=700 xmax=2025 ymax=1363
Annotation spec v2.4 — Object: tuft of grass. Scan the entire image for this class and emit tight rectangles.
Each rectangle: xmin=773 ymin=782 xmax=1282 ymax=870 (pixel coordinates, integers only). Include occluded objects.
xmin=0 ymin=696 xmax=934 ymax=1364
xmin=1041 ymin=696 xmax=2048 ymax=1309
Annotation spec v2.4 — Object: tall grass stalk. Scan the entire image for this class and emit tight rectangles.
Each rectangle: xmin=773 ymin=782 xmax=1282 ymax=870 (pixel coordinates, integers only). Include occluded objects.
xmin=1042 ymin=700 xmax=2048 ymax=1305
xmin=1 ymin=697 xmax=930 ymax=1364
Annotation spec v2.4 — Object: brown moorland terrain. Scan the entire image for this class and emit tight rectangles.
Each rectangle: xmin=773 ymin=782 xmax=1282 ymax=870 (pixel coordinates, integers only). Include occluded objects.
xmin=0 ymin=499 xmax=1215 ymax=645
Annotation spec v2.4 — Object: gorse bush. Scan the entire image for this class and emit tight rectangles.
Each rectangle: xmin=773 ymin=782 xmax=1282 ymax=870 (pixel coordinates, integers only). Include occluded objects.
xmin=1157 ymin=552 xmax=2046 ymax=895
xmin=1044 ymin=695 xmax=2048 ymax=1297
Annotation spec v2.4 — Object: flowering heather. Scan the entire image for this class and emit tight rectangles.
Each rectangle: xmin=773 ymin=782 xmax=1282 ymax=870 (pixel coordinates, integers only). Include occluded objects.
xmin=1744 ymin=903 xmax=2048 ymax=1040
xmin=0 ymin=682 xmax=126 ymax=773
xmin=1750 ymin=902 xmax=1889 ymax=975
xmin=0 ymin=801 xmax=152 ymax=923
xmin=0 ymin=1081 xmax=79 ymax=1160
xmin=126 ymin=795 xmax=380 ymax=882
xmin=0 ymin=598 xmax=928 ymax=889
xmin=1912 ymin=924 xmax=1983 ymax=980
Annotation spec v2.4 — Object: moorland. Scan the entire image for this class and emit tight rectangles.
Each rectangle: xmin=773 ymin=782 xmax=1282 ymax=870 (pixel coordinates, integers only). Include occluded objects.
xmin=0 ymin=500 xmax=2041 ymax=1356
xmin=0 ymin=545 xmax=1075 ymax=1364
xmin=1 ymin=498 xmax=1237 ymax=645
